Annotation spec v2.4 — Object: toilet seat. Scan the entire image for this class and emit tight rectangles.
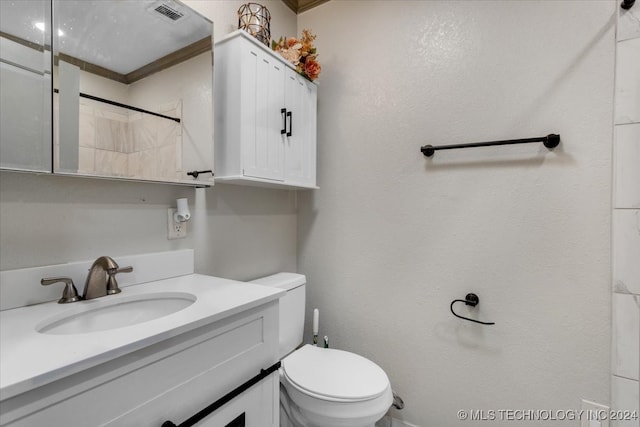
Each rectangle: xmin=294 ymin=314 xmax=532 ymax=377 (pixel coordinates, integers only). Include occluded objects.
xmin=282 ymin=345 xmax=390 ymax=402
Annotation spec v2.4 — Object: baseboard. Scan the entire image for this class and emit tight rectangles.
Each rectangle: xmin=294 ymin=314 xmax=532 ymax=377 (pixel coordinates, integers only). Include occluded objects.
xmin=376 ymin=415 xmax=421 ymax=427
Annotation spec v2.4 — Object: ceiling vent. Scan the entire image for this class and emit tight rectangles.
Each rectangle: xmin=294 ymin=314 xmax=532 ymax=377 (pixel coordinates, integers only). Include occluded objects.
xmin=151 ymin=2 xmax=185 ymax=22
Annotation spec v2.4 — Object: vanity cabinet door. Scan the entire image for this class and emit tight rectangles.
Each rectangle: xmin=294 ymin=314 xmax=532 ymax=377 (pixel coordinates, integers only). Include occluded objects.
xmin=0 ymin=0 xmax=52 ymax=173
xmin=103 ymin=373 xmax=279 ymax=427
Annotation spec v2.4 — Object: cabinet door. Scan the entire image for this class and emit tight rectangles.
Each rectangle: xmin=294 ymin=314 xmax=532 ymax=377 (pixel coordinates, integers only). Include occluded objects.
xmin=284 ymin=69 xmax=316 ymax=186
xmin=175 ymin=376 xmax=279 ymax=427
xmin=241 ymin=45 xmax=285 ymax=181
xmin=0 ymin=0 xmax=52 ymax=173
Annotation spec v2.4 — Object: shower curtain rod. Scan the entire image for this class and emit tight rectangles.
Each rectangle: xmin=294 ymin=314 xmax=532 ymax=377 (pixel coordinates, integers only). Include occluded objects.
xmin=420 ymin=133 xmax=560 ymax=157
xmin=53 ymin=89 xmax=181 ymax=123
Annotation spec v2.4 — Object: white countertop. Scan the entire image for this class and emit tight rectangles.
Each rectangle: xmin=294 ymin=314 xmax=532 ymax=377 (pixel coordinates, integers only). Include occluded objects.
xmin=0 ymin=274 xmax=284 ymax=401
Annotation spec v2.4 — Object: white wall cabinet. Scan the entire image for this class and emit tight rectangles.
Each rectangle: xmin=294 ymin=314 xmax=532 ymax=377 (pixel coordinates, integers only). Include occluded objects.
xmin=0 ymin=303 xmax=279 ymax=427
xmin=214 ymin=31 xmax=317 ymax=189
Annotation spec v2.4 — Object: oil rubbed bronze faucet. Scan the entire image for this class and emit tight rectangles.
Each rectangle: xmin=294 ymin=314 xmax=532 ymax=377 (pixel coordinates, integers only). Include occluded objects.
xmin=41 ymin=256 xmax=133 ymax=303
xmin=83 ymin=256 xmax=133 ymax=300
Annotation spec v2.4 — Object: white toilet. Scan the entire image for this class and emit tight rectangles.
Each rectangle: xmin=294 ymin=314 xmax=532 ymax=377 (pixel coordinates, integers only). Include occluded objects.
xmin=250 ymin=273 xmax=393 ymax=427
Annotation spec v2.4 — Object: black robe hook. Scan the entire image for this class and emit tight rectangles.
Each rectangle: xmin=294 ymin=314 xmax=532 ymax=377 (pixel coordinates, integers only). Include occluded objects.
xmin=450 ymin=293 xmax=495 ymax=325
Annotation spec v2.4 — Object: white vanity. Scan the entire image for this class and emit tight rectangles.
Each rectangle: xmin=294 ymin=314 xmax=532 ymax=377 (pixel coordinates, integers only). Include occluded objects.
xmin=0 ymin=250 xmax=283 ymax=427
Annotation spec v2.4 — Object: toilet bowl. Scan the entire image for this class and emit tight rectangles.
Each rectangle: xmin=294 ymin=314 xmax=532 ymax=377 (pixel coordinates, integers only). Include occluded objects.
xmin=250 ymin=273 xmax=392 ymax=427
xmin=280 ymin=345 xmax=393 ymax=427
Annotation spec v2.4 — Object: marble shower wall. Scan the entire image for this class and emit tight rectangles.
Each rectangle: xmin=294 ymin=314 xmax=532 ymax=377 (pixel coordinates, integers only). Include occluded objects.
xmin=78 ymin=98 xmax=183 ymax=180
xmin=611 ymin=4 xmax=640 ymax=426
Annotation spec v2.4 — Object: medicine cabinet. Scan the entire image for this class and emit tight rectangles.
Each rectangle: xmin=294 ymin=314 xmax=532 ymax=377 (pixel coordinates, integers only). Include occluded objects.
xmin=0 ymin=0 xmax=215 ymax=186
xmin=0 ymin=0 xmax=52 ymax=173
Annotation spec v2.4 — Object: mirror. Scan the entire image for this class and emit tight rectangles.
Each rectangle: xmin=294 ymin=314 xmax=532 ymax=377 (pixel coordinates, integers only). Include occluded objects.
xmin=0 ymin=0 xmax=52 ymax=173
xmin=53 ymin=0 xmax=214 ymax=185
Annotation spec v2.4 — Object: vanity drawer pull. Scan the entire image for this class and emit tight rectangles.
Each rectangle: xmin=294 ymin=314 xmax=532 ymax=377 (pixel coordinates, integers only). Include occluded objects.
xmin=161 ymin=361 xmax=280 ymax=427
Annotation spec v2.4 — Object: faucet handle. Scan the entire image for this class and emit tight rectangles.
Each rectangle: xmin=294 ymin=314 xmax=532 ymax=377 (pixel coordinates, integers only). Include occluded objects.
xmin=112 ymin=266 xmax=133 ymax=274
xmin=106 ymin=266 xmax=133 ymax=295
xmin=41 ymin=277 xmax=82 ymax=304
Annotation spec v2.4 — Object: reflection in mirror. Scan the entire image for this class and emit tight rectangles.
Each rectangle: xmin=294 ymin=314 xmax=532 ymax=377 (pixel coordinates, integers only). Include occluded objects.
xmin=53 ymin=0 xmax=214 ymax=185
xmin=0 ymin=0 xmax=52 ymax=172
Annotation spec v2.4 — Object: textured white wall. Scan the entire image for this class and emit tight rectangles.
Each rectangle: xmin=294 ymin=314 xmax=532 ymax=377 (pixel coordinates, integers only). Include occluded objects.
xmin=0 ymin=1 xmax=298 ymax=284
xmin=297 ymin=1 xmax=615 ymax=425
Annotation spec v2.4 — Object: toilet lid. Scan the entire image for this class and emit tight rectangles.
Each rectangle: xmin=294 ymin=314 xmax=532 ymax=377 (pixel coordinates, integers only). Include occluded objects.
xmin=282 ymin=345 xmax=390 ymax=402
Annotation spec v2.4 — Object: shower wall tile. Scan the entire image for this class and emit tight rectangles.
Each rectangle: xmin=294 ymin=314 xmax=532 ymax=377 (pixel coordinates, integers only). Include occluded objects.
xmin=613 ymin=10 xmax=639 ymax=426
xmin=77 ymin=147 xmax=95 ymax=174
xmin=128 ymin=149 xmax=155 ymax=179
xmin=157 ymin=100 xmax=181 ymax=116
xmin=618 ymin=4 xmax=640 ymax=42
xmin=611 ymin=376 xmax=639 ymax=427
xmin=156 ymin=102 xmax=181 ymax=148
xmin=613 ymin=209 xmax=640 ymax=295
xmin=175 ymin=140 xmax=183 ymax=176
xmin=614 ymin=123 xmax=640 ymax=208
xmin=95 ymin=150 xmax=128 ymax=177
xmin=157 ymin=144 xmax=178 ymax=180
xmin=131 ymin=115 xmax=157 ymax=152
xmin=98 ymin=109 xmax=128 ymax=123
xmin=78 ymin=103 xmax=96 ymax=148
xmin=615 ymin=38 xmax=640 ymax=125
xmin=612 ymin=293 xmax=640 ymax=381
xmin=79 ymin=110 xmax=95 ymax=149
xmin=95 ymin=117 xmax=129 ymax=153
xmin=76 ymin=99 xmax=183 ymax=178
xmin=157 ymin=119 xmax=178 ymax=148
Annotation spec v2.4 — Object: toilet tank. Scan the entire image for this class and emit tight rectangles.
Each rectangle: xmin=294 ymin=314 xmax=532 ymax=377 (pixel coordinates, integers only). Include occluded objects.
xmin=250 ymin=273 xmax=306 ymax=358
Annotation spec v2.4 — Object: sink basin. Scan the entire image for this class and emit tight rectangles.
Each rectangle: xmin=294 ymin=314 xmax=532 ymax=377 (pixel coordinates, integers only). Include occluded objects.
xmin=36 ymin=292 xmax=197 ymax=335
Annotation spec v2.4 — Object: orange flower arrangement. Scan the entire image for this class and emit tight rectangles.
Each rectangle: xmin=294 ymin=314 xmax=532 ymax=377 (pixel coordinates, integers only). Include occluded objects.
xmin=272 ymin=29 xmax=321 ymax=81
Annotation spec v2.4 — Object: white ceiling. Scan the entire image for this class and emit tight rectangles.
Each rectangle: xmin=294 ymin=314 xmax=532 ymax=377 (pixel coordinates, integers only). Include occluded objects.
xmin=1 ymin=0 xmax=212 ymax=75
xmin=0 ymin=0 xmax=50 ymax=46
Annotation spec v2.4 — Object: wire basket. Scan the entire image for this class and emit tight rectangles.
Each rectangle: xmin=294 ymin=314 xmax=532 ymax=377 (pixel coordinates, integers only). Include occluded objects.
xmin=237 ymin=3 xmax=271 ymax=46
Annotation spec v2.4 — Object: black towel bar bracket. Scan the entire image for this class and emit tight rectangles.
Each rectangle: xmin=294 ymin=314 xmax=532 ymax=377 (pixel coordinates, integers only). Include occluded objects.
xmin=186 ymin=170 xmax=213 ymax=179
xmin=450 ymin=293 xmax=495 ymax=325
xmin=421 ymin=133 xmax=560 ymax=157
xmin=621 ymin=0 xmax=635 ymax=10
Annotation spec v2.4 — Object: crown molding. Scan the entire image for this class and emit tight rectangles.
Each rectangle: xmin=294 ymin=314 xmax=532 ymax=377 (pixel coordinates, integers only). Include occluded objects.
xmin=282 ymin=0 xmax=329 ymax=14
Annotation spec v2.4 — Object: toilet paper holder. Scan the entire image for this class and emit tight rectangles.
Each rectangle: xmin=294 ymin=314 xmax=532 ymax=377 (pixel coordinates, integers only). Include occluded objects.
xmin=450 ymin=293 xmax=495 ymax=325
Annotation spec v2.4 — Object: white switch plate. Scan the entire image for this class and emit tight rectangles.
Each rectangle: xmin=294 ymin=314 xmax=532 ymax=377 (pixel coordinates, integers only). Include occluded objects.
xmin=167 ymin=208 xmax=187 ymax=239
xmin=581 ymin=400 xmax=610 ymax=427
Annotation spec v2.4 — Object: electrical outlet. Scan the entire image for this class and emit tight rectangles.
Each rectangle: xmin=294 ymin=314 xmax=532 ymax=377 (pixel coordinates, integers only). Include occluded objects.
xmin=167 ymin=208 xmax=187 ymax=239
xmin=581 ymin=400 xmax=610 ymax=427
